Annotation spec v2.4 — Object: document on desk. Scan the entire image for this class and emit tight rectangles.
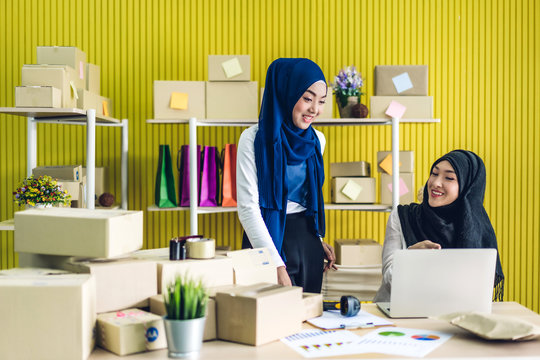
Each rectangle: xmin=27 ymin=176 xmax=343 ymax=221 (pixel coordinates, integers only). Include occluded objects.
xmin=281 ymin=329 xmax=365 ymax=358
xmin=307 ymin=310 xmax=393 ymax=329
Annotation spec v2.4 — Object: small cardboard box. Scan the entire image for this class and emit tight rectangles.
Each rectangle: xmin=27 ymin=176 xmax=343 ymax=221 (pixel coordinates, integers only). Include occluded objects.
xmin=153 ymin=80 xmax=206 ymax=120
xmin=97 ymin=309 xmax=166 ymax=355
xmin=17 ymin=253 xmax=73 ymax=268
xmin=33 ymin=164 xmax=82 ymax=181
xmin=377 ymin=151 xmax=414 ymax=174
xmin=335 ymin=239 xmax=383 ymax=266
xmin=36 ymin=46 xmax=87 ymax=86
xmin=380 ymin=172 xmax=415 ymax=205
xmin=227 ymin=248 xmax=277 ymax=285
xmin=149 ymin=295 xmax=217 ymax=341
xmin=77 ymin=89 xmax=112 ymax=116
xmin=216 ymin=283 xmax=303 ymax=346
xmin=319 ymin=85 xmax=334 ymax=119
xmin=330 ymin=161 xmax=371 ymax=177
xmin=322 ymin=264 xmax=383 ymax=301
xmin=86 ymin=63 xmax=100 ymax=93
xmin=21 ymin=64 xmax=78 ymax=107
xmin=302 ymin=292 xmax=323 ymax=321
xmin=82 ymin=166 xmax=108 ymax=197
xmin=331 ymin=177 xmax=376 ymax=204
xmin=370 ymin=96 xmax=433 ymax=119
xmin=56 ymin=179 xmax=85 ymax=208
xmin=0 ymin=273 xmax=96 ymax=360
xmin=14 ymin=208 xmax=143 ymax=258
xmin=15 ymin=86 xmax=62 ymax=108
xmin=206 ymin=81 xmax=258 ymax=119
xmin=208 ymin=55 xmax=251 ymax=81
xmin=374 ymin=65 xmax=428 ymax=96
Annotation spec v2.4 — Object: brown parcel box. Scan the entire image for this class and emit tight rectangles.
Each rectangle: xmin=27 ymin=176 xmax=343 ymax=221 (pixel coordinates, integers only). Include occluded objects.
xmin=335 ymin=239 xmax=383 ymax=266
xmin=377 ymin=150 xmax=414 ymax=174
xmin=319 ymin=85 xmax=334 ymax=119
xmin=370 ymin=96 xmax=433 ymax=119
xmin=206 ymin=81 xmax=258 ymax=119
xmin=86 ymin=63 xmax=100 ymax=92
xmin=227 ymin=248 xmax=277 ymax=285
xmin=21 ymin=64 xmax=78 ymax=108
xmin=302 ymin=292 xmax=323 ymax=321
xmin=380 ymin=172 xmax=415 ymax=205
xmin=322 ymin=264 xmax=382 ymax=301
xmin=14 ymin=208 xmax=143 ymax=258
xmin=153 ymin=80 xmax=206 ymax=120
xmin=216 ymin=283 xmax=303 ymax=346
xmin=208 ymin=55 xmax=251 ymax=81
xmin=36 ymin=46 xmax=87 ymax=87
xmin=56 ymin=179 xmax=85 ymax=208
xmin=77 ymin=89 xmax=113 ymax=116
xmin=330 ymin=161 xmax=371 ymax=177
xmin=374 ymin=65 xmax=428 ymax=96
xmin=83 ymin=166 xmax=108 ymax=197
xmin=15 ymin=86 xmax=62 ymax=107
xmin=0 ymin=273 xmax=96 ymax=360
xmin=33 ymin=164 xmax=82 ymax=181
xmin=149 ymin=295 xmax=217 ymax=341
xmin=331 ymin=177 xmax=376 ymax=204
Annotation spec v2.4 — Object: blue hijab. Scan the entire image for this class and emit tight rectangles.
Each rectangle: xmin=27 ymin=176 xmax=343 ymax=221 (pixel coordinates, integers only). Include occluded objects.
xmin=254 ymin=58 xmax=326 ymax=256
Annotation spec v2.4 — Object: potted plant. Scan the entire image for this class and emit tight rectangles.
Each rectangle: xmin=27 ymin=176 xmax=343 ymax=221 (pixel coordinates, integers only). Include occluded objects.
xmin=163 ymin=275 xmax=208 ymax=358
xmin=13 ymin=175 xmax=71 ymax=208
xmin=333 ymin=65 xmax=369 ymax=118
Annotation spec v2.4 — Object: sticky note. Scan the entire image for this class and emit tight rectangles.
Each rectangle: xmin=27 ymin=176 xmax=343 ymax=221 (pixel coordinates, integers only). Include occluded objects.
xmin=102 ymin=101 xmax=109 ymax=117
xmin=392 ymin=72 xmax=413 ymax=93
xmin=79 ymin=61 xmax=84 ymax=79
xmin=387 ymin=177 xmax=410 ymax=196
xmin=385 ymin=100 xmax=407 ymax=119
xmin=169 ymin=92 xmax=189 ymax=110
xmin=221 ymin=57 xmax=243 ymax=79
xmin=379 ymin=154 xmax=402 ymax=175
xmin=70 ymin=81 xmax=78 ymax=100
xmin=341 ymin=180 xmax=363 ymax=201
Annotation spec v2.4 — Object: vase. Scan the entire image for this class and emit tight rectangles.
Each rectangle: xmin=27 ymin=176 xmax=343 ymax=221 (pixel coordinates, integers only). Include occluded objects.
xmin=25 ymin=203 xmax=53 ymax=209
xmin=163 ymin=316 xmax=206 ymax=358
xmin=337 ymin=96 xmax=369 ymax=119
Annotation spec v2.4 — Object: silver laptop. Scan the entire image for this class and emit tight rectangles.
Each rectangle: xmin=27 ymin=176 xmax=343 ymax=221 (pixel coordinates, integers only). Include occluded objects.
xmin=377 ymin=249 xmax=497 ymax=318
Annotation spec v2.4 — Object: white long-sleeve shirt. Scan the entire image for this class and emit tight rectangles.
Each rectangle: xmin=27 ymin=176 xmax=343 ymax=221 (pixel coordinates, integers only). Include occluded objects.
xmin=236 ymin=124 xmax=326 ymax=267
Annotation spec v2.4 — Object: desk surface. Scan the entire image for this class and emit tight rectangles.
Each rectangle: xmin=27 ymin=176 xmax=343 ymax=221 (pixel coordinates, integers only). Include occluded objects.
xmin=90 ymin=302 xmax=540 ymax=359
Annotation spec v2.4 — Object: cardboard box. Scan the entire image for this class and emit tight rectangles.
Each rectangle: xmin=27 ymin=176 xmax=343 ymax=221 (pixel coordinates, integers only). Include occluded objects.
xmin=227 ymin=248 xmax=277 ymax=285
xmin=86 ymin=63 xmax=100 ymax=93
xmin=21 ymin=64 xmax=78 ymax=107
xmin=216 ymin=283 xmax=303 ymax=346
xmin=208 ymin=55 xmax=251 ymax=81
xmin=149 ymin=295 xmax=217 ymax=341
xmin=32 ymin=164 xmax=82 ymax=181
xmin=15 ymin=86 xmax=62 ymax=107
xmin=380 ymin=172 xmax=415 ymax=205
xmin=0 ymin=273 xmax=96 ymax=360
xmin=331 ymin=177 xmax=376 ymax=204
xmin=14 ymin=208 xmax=143 ymax=258
xmin=206 ymin=81 xmax=258 ymax=119
xmin=322 ymin=264 xmax=383 ymax=301
xmin=335 ymin=239 xmax=383 ymax=266
xmin=370 ymin=96 xmax=433 ymax=119
xmin=153 ymin=80 xmax=206 ymax=120
xmin=37 ymin=46 xmax=87 ymax=85
xmin=17 ymin=253 xmax=72 ymax=268
xmin=97 ymin=309 xmax=166 ymax=355
xmin=82 ymin=166 xmax=108 ymax=197
xmin=377 ymin=151 xmax=415 ymax=174
xmin=319 ymin=85 xmax=334 ymax=119
xmin=330 ymin=161 xmax=371 ymax=177
xmin=56 ymin=179 xmax=85 ymax=208
xmin=77 ymin=89 xmax=112 ymax=116
xmin=374 ymin=65 xmax=428 ymax=96
xmin=302 ymin=292 xmax=323 ymax=321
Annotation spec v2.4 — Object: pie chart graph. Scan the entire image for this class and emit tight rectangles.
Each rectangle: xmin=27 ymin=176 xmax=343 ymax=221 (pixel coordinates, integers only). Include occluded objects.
xmin=411 ymin=334 xmax=440 ymax=341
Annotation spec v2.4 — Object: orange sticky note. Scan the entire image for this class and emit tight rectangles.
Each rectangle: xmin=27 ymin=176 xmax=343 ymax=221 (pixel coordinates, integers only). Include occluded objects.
xmin=170 ymin=92 xmax=189 ymax=110
xmin=102 ymin=101 xmax=109 ymax=117
xmin=379 ymin=154 xmax=401 ymax=175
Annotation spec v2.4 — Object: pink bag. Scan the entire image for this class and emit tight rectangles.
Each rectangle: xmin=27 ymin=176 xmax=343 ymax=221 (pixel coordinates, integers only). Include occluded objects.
xmin=199 ymin=146 xmax=220 ymax=206
xmin=177 ymin=145 xmax=201 ymax=207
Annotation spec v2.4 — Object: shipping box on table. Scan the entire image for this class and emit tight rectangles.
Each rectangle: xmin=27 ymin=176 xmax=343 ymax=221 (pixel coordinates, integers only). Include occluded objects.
xmin=32 ymin=164 xmax=82 ymax=181
xmin=21 ymin=64 xmax=78 ymax=108
xmin=82 ymin=166 xmax=108 ymax=197
xmin=15 ymin=86 xmax=62 ymax=108
xmin=0 ymin=273 xmax=96 ymax=360
xmin=335 ymin=239 xmax=383 ymax=266
xmin=331 ymin=177 xmax=376 ymax=204
xmin=36 ymin=46 xmax=87 ymax=88
xmin=14 ymin=208 xmax=143 ymax=258
xmin=216 ymin=283 xmax=303 ymax=346
xmin=86 ymin=63 xmax=100 ymax=93
xmin=330 ymin=161 xmax=371 ymax=177
xmin=302 ymin=292 xmax=323 ymax=321
xmin=153 ymin=80 xmax=206 ymax=120
xmin=227 ymin=248 xmax=277 ymax=285
xmin=205 ymin=81 xmax=258 ymax=119
xmin=96 ymin=309 xmax=166 ymax=356
xmin=370 ymin=96 xmax=433 ymax=119
xmin=380 ymin=172 xmax=415 ymax=205
xmin=377 ymin=151 xmax=414 ymax=174
xmin=77 ymin=89 xmax=112 ymax=116
xmin=374 ymin=65 xmax=429 ymax=96
xmin=322 ymin=264 xmax=383 ymax=302
xmin=208 ymin=55 xmax=251 ymax=81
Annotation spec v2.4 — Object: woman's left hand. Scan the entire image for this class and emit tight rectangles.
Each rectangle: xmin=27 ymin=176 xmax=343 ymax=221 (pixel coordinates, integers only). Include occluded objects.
xmin=322 ymin=242 xmax=337 ymax=272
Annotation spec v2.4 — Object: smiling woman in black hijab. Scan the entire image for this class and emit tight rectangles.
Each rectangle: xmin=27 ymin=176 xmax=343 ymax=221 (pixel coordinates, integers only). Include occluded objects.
xmin=374 ymin=150 xmax=504 ymax=302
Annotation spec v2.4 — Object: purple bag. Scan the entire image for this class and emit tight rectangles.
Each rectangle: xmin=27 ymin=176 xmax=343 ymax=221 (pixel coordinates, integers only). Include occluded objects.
xmin=177 ymin=145 xmax=201 ymax=207
xmin=199 ymin=146 xmax=220 ymax=206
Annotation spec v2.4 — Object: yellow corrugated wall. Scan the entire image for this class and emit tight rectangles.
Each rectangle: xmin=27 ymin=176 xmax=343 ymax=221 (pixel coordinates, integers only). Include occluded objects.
xmin=0 ymin=0 xmax=538 ymax=312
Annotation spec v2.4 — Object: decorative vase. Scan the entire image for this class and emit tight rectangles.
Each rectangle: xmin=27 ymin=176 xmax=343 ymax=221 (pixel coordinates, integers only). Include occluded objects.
xmin=337 ymin=96 xmax=369 ymax=119
xmin=163 ymin=316 xmax=206 ymax=358
xmin=25 ymin=203 xmax=53 ymax=209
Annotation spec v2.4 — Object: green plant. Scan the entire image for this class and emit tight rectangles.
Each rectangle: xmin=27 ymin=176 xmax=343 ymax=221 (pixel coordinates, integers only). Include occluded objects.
xmin=333 ymin=65 xmax=365 ymax=108
xmin=164 ymin=275 xmax=208 ymax=320
xmin=13 ymin=175 xmax=71 ymax=207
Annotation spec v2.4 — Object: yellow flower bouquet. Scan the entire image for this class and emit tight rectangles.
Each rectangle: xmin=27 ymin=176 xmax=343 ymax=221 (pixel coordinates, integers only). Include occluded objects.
xmin=13 ymin=175 xmax=71 ymax=207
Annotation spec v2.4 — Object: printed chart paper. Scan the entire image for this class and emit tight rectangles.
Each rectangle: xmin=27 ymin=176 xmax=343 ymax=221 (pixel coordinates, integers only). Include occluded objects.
xmin=281 ymin=329 xmax=364 ymax=358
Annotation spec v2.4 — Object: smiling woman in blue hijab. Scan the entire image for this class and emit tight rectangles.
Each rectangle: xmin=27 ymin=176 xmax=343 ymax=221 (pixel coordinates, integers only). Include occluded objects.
xmin=237 ymin=58 xmax=336 ymax=292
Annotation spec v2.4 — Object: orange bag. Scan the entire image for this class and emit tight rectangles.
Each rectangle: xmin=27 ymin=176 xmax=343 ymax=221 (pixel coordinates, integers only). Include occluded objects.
xmin=221 ymin=144 xmax=237 ymax=207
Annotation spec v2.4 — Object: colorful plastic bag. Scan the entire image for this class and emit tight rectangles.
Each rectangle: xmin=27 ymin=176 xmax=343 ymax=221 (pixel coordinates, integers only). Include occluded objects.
xmin=177 ymin=145 xmax=201 ymax=207
xmin=221 ymin=144 xmax=237 ymax=207
xmin=155 ymin=144 xmax=177 ymax=208
xmin=199 ymin=146 xmax=220 ymax=206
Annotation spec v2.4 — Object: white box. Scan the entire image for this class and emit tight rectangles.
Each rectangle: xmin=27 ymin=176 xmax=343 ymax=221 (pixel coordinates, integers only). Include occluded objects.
xmin=227 ymin=248 xmax=277 ymax=285
xmin=14 ymin=208 xmax=143 ymax=258
xmin=15 ymin=86 xmax=62 ymax=108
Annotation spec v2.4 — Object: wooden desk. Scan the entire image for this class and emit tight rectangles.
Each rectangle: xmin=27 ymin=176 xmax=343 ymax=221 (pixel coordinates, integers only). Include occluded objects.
xmin=90 ymin=302 xmax=540 ymax=359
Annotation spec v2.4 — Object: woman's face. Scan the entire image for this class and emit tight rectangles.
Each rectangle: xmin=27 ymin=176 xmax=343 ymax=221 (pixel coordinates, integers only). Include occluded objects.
xmin=427 ymin=160 xmax=460 ymax=207
xmin=291 ymin=80 xmax=327 ymax=130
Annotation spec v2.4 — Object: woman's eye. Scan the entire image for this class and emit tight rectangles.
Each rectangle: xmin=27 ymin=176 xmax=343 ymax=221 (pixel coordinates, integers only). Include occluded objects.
xmin=446 ymin=177 xmax=455 ymax=181
xmin=319 ymin=100 xmax=326 ymax=105
xmin=430 ymin=172 xmax=438 ymax=177
xmin=303 ymin=97 xmax=312 ymax=102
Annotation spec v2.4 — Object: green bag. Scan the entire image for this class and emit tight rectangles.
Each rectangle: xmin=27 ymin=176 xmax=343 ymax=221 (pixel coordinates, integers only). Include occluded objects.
xmin=155 ymin=144 xmax=177 ymax=207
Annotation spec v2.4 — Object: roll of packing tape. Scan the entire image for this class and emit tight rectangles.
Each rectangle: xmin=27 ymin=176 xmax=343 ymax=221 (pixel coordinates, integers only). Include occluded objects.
xmin=186 ymin=237 xmax=215 ymax=259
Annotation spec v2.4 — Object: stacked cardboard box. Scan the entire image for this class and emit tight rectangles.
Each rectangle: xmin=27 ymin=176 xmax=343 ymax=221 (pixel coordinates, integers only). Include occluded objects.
xmin=32 ymin=164 xmax=86 ymax=208
xmin=329 ymin=161 xmax=375 ymax=203
xmin=377 ymin=151 xmax=415 ymax=205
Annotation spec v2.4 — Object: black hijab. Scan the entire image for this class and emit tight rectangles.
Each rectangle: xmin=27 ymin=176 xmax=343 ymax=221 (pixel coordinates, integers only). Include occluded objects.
xmin=397 ymin=150 xmax=504 ymax=301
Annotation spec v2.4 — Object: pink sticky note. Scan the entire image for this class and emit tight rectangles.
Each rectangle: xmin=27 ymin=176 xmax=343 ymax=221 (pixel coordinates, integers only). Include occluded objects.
xmin=387 ymin=177 xmax=410 ymax=196
xmin=385 ymin=100 xmax=407 ymax=119
xmin=79 ymin=61 xmax=84 ymax=79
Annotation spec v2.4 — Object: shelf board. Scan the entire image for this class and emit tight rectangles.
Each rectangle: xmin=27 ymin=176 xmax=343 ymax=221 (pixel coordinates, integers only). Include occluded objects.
xmin=146 ymin=118 xmax=440 ymax=126
xmin=147 ymin=205 xmax=238 ymax=213
xmin=324 ymin=203 xmax=392 ymax=212
xmin=0 ymin=219 xmax=15 ymax=231
xmin=0 ymin=107 xmax=121 ymax=123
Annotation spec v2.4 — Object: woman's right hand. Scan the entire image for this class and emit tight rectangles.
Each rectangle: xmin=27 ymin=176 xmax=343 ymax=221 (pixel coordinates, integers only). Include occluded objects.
xmin=277 ymin=266 xmax=292 ymax=286
xmin=408 ymin=240 xmax=441 ymax=249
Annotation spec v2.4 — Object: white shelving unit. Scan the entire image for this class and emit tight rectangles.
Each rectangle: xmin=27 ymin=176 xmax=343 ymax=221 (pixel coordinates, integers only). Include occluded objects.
xmin=0 ymin=107 xmax=129 ymax=210
xmin=147 ymin=117 xmax=440 ymax=235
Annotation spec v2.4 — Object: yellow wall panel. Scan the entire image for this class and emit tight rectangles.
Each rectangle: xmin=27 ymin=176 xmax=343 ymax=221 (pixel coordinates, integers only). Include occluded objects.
xmin=0 ymin=0 xmax=538 ymax=312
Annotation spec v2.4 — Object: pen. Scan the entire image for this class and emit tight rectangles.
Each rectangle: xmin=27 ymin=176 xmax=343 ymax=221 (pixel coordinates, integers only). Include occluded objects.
xmin=339 ymin=322 xmax=374 ymax=329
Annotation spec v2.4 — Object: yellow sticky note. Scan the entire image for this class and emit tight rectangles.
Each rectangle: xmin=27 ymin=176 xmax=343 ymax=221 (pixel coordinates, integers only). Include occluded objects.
xmin=341 ymin=180 xmax=363 ymax=201
xmin=170 ymin=92 xmax=189 ymax=110
xmin=221 ymin=57 xmax=243 ymax=79
xmin=102 ymin=101 xmax=109 ymax=117
xmin=70 ymin=81 xmax=78 ymax=100
xmin=379 ymin=154 xmax=402 ymax=175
